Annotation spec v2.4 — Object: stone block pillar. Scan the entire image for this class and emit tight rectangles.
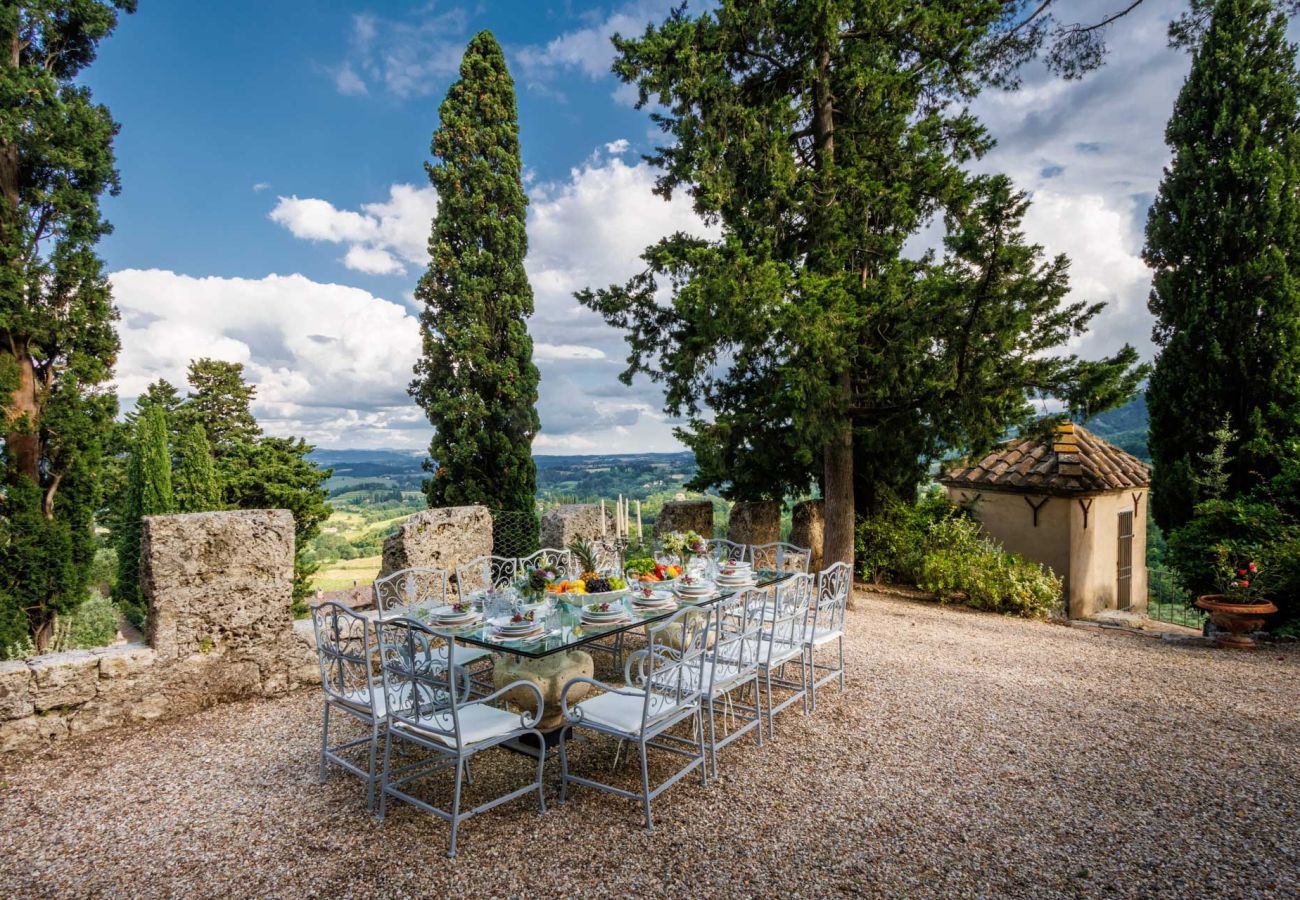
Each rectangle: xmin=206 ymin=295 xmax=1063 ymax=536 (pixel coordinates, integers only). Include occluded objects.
xmin=790 ymin=500 xmax=825 ymax=573
xmin=540 ymin=503 xmax=615 ymax=550
xmin=654 ymin=499 xmax=715 ymax=540
xmin=379 ymin=506 xmax=493 ymax=578
xmin=727 ymin=500 xmax=780 ymax=547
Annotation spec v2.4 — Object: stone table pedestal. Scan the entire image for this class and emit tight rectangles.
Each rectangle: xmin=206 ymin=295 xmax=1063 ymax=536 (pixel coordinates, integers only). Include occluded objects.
xmin=493 ymin=650 xmax=594 ymax=731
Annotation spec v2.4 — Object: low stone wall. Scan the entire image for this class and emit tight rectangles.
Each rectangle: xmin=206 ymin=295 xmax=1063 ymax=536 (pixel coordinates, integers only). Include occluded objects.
xmin=0 ymin=509 xmax=320 ymax=755
xmin=380 ymin=505 xmax=493 ymax=578
xmin=791 ymin=500 xmax=825 ymax=573
xmin=727 ymin=500 xmax=780 ymax=547
xmin=540 ymin=503 xmax=613 ymax=550
xmin=655 ymin=499 xmax=716 ymax=540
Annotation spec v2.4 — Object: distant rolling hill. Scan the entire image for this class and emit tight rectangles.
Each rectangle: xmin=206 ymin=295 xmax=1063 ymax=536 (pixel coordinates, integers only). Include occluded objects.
xmin=1084 ymin=393 xmax=1150 ymax=462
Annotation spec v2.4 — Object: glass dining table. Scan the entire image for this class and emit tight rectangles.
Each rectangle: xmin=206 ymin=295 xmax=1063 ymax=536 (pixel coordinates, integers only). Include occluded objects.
xmin=443 ymin=569 xmax=791 ymax=659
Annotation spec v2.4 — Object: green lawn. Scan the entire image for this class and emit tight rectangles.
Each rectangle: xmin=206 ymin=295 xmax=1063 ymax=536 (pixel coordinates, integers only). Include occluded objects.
xmin=311 ymin=555 xmax=381 ymax=592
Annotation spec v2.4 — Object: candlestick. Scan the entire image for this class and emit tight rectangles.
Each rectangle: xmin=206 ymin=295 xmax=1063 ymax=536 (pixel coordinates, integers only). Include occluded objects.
xmin=601 ymin=499 xmax=607 ymax=537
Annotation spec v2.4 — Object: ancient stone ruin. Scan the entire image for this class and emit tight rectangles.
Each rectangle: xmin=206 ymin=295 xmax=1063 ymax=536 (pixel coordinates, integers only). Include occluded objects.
xmin=379 ymin=505 xmax=493 ymax=578
xmin=727 ymin=500 xmax=780 ymax=547
xmin=539 ymin=502 xmax=614 ymax=550
xmin=654 ymin=499 xmax=716 ymax=540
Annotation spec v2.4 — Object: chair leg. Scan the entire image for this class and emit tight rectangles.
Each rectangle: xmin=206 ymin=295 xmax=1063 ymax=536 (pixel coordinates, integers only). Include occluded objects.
xmin=638 ymin=739 xmax=654 ymax=832
xmin=838 ymin=634 xmax=846 ymax=692
xmin=753 ymin=679 xmax=764 ymax=748
xmin=448 ymin=755 xmax=464 ymax=858
xmin=806 ymin=647 xmax=815 ymax=713
xmin=558 ymin=726 xmax=570 ymax=806
xmin=697 ymin=709 xmax=709 ymax=786
xmin=533 ymin=732 xmax=548 ymax=814
xmin=377 ymin=727 xmax=394 ymax=822
xmin=765 ymin=668 xmax=776 ymax=742
xmin=707 ymin=695 xmax=719 ymax=781
xmin=318 ymin=700 xmax=332 ymax=784
xmin=365 ymin=717 xmax=379 ymax=812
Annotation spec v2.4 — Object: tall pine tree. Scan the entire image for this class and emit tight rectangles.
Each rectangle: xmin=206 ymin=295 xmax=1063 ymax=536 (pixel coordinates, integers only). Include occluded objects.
xmin=1144 ymin=0 xmax=1300 ymax=529
xmin=173 ymin=421 xmax=221 ymax=513
xmin=114 ymin=404 xmax=173 ymax=619
xmin=410 ymin=31 xmax=540 ymax=550
xmin=0 ymin=1 xmax=132 ymax=650
xmin=581 ymin=2 xmax=1144 ymax=567
xmin=185 ymin=359 xmax=261 ymax=468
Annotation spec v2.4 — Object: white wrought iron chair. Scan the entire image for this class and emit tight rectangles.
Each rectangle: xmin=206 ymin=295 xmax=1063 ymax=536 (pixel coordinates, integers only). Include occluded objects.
xmin=805 ymin=562 xmax=851 ymax=712
xmin=374 ymin=567 xmax=493 ymax=694
xmin=697 ymin=586 xmax=767 ymax=777
xmin=751 ymin=541 xmax=812 ymax=574
xmin=375 ymin=617 xmax=546 ymax=858
xmin=519 ymin=547 xmax=575 ymax=578
xmin=707 ymin=538 xmax=750 ymax=564
xmin=454 ymin=554 xmax=519 ymax=599
xmin=756 ymin=572 xmax=813 ymax=739
xmin=558 ymin=606 xmax=711 ymax=831
xmin=311 ymin=601 xmax=386 ymax=812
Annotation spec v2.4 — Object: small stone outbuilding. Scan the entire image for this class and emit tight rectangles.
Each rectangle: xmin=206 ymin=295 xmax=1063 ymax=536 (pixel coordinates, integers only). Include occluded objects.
xmin=940 ymin=423 xmax=1151 ymax=619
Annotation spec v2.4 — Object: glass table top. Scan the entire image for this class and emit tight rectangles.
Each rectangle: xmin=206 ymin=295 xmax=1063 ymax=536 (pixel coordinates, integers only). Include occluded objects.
xmin=440 ymin=569 xmax=795 ymax=660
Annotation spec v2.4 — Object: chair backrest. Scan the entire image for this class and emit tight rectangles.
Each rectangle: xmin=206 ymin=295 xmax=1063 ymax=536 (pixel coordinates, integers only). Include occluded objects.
xmin=632 ymin=605 xmax=711 ymax=726
xmin=709 ymin=587 xmax=767 ymax=688
xmin=812 ymin=562 xmax=852 ymax=635
xmin=373 ymin=567 xmax=450 ymax=621
xmin=751 ymin=541 xmax=812 ymax=574
xmin=707 ymin=538 xmax=749 ymax=564
xmin=588 ymin=539 xmax=623 ymax=575
xmin=311 ymin=601 xmax=377 ymax=712
xmin=374 ymin=616 xmax=467 ymax=748
xmin=455 ymin=555 xmax=519 ymax=598
xmin=765 ymin=573 xmax=814 ymax=660
xmin=519 ymin=547 xmax=574 ymax=578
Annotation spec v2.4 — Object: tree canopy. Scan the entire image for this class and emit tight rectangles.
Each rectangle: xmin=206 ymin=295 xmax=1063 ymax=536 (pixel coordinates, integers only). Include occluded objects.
xmin=581 ymin=1 xmax=1145 ymax=567
xmin=410 ymin=30 xmax=540 ymax=548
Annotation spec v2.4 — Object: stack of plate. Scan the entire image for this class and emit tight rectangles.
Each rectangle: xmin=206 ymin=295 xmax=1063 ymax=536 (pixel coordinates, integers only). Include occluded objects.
xmin=581 ymin=603 xmax=630 ymax=626
xmin=674 ymin=579 xmax=716 ymax=602
xmin=490 ymin=615 xmax=544 ymax=641
xmin=429 ymin=605 xmax=482 ymax=628
xmin=631 ymin=589 xmax=677 ymax=610
xmin=715 ymin=562 xmax=755 ymax=590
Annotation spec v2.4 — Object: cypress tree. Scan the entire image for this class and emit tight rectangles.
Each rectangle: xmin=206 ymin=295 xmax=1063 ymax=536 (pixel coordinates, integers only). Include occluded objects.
xmin=114 ymin=404 xmax=174 ymax=616
xmin=410 ymin=31 xmax=541 ymax=550
xmin=0 ymin=1 xmax=132 ymax=650
xmin=173 ymin=422 xmax=221 ymax=512
xmin=1144 ymin=0 xmax=1300 ymax=529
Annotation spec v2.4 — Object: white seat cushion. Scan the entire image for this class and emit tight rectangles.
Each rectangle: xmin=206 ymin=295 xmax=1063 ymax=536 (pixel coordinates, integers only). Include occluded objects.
xmin=573 ymin=689 xmax=681 ymax=735
xmin=803 ymin=626 xmax=842 ymax=647
xmin=764 ymin=638 xmax=803 ymax=667
xmin=397 ymin=703 xmax=523 ymax=747
xmin=336 ymin=687 xmax=387 ymax=718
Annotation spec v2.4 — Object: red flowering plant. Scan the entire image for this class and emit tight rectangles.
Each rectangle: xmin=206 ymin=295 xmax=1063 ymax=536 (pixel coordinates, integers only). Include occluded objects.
xmin=1213 ymin=545 xmax=1267 ymax=603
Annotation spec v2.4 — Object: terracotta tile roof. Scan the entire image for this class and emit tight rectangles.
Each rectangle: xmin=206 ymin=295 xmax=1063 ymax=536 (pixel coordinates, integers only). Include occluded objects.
xmin=940 ymin=422 xmax=1150 ymax=495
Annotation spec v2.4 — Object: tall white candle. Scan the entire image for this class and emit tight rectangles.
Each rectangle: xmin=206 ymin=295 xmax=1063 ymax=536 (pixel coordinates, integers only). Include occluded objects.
xmin=601 ymin=499 xmax=607 ymax=536
xmin=636 ymin=500 xmax=643 ymax=540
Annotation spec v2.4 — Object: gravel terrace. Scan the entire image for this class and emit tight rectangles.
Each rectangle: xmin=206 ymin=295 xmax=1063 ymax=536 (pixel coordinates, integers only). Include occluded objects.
xmin=2 ymin=591 xmax=1297 ymax=899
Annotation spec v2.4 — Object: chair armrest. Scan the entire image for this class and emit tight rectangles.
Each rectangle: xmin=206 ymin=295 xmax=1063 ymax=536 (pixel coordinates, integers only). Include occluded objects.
xmin=467 ymin=679 xmax=546 ymax=729
xmin=559 ymin=675 xmax=641 ymax=721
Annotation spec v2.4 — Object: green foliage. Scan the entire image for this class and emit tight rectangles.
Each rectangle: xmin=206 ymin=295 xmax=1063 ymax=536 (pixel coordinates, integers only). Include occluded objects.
xmin=410 ymin=31 xmax=540 ymax=547
xmin=113 ymin=403 xmax=174 ymax=622
xmin=1145 ymin=0 xmax=1300 ymax=529
xmin=915 ymin=517 xmax=1062 ymax=618
xmin=579 ymin=2 xmax=1145 ymax=572
xmin=854 ymin=491 xmax=955 ymax=584
xmin=184 ymin=359 xmax=261 ymax=474
xmin=0 ymin=0 xmax=132 ymax=651
xmin=64 ymin=592 xmax=118 ymax=650
xmin=226 ymin=437 xmax=332 ymax=616
xmin=173 ymin=422 xmax=221 ymax=512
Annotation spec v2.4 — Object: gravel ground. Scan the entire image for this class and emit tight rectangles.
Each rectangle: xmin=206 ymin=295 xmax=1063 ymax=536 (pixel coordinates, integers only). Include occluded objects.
xmin=2 ymin=591 xmax=1297 ymax=899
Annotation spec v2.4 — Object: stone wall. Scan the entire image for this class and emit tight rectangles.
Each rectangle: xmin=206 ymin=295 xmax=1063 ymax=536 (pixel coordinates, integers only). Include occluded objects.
xmin=540 ymin=503 xmax=614 ymax=550
xmin=727 ymin=500 xmax=780 ymax=547
xmin=790 ymin=500 xmax=825 ymax=573
xmin=0 ymin=509 xmax=320 ymax=755
xmin=380 ymin=506 xmax=493 ymax=578
xmin=654 ymin=499 xmax=715 ymax=540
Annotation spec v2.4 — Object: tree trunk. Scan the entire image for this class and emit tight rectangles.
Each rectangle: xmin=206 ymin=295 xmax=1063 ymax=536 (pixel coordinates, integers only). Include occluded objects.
xmin=4 ymin=343 xmax=41 ymax=485
xmin=823 ymin=381 xmax=856 ymax=590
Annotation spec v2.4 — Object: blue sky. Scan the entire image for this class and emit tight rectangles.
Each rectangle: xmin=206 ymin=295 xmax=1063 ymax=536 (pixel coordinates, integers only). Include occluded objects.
xmin=87 ymin=0 xmax=1202 ymax=452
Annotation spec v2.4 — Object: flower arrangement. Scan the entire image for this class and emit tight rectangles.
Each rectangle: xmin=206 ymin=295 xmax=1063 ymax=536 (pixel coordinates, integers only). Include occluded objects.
xmin=660 ymin=530 xmax=707 ymax=569
xmin=1214 ymin=546 xmax=1266 ymax=603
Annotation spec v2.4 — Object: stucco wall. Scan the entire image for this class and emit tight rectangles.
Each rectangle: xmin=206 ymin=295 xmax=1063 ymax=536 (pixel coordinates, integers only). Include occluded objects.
xmin=947 ymin=485 xmax=1150 ymax=619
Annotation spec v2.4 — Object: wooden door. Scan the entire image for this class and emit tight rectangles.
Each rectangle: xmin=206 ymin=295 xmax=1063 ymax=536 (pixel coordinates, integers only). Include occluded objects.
xmin=1116 ymin=510 xmax=1134 ymax=610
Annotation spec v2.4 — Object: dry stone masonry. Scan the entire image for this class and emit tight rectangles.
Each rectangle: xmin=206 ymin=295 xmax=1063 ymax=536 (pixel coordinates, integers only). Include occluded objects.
xmin=727 ymin=501 xmax=780 ymax=547
xmin=654 ymin=499 xmax=716 ymax=540
xmin=791 ymin=500 xmax=825 ymax=573
xmin=0 ymin=509 xmax=320 ymax=755
xmin=380 ymin=505 xmax=493 ymax=578
xmin=540 ymin=503 xmax=614 ymax=550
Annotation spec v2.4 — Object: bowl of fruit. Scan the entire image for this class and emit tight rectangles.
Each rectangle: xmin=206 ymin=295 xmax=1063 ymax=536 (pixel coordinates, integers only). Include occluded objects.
xmin=543 ymin=538 xmax=630 ymax=603
xmin=625 ymin=556 xmax=683 ymax=589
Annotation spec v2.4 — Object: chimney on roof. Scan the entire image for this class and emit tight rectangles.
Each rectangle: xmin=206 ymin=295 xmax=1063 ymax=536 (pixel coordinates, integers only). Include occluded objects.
xmin=1054 ymin=420 xmax=1083 ymax=477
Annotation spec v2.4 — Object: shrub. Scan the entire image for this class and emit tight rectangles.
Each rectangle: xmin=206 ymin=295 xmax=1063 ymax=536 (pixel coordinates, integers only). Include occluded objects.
xmin=854 ymin=489 xmax=954 ymax=583
xmin=65 ymin=593 xmax=120 ymax=649
xmin=916 ymin=517 xmax=1061 ymax=618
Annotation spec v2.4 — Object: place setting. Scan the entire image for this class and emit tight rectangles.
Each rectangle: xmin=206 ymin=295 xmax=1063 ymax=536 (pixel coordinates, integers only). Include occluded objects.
xmin=630 ymin=585 xmax=678 ymax=612
xmin=579 ymin=600 xmax=633 ymax=626
xmin=428 ymin=602 xmax=483 ymax=629
xmin=714 ymin=559 xmax=756 ymax=591
xmin=488 ymin=611 xmax=546 ymax=642
xmin=673 ymin=574 xmax=717 ymax=604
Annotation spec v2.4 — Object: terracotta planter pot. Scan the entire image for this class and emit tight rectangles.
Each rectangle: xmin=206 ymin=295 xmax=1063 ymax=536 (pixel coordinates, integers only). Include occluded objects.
xmin=1194 ymin=594 xmax=1278 ymax=649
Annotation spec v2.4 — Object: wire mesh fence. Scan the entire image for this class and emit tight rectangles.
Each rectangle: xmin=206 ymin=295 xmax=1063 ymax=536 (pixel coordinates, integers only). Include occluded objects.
xmin=489 ymin=508 xmax=541 ymax=560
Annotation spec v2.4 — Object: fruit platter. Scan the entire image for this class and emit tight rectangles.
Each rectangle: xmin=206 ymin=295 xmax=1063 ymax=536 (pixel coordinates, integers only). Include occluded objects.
xmin=536 ymin=537 xmax=630 ymax=603
xmin=624 ymin=556 xmax=684 ymax=588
